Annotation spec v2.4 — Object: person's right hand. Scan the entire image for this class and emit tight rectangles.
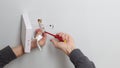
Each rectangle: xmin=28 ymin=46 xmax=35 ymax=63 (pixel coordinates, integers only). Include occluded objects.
xmin=50 ymin=32 xmax=76 ymax=55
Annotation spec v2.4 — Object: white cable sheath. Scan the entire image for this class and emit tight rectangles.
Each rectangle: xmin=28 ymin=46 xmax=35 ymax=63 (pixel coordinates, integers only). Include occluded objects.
xmin=35 ymin=35 xmax=43 ymax=51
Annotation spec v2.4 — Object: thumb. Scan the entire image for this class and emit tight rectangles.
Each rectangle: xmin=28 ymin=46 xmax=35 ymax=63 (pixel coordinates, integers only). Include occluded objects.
xmin=50 ymin=38 xmax=58 ymax=47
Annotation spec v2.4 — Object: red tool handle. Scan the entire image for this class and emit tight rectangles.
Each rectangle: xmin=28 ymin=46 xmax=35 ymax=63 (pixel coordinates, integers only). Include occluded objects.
xmin=54 ymin=35 xmax=64 ymax=42
xmin=45 ymin=31 xmax=64 ymax=42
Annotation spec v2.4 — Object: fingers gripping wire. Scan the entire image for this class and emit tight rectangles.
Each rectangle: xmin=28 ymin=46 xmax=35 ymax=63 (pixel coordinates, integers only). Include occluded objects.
xmin=36 ymin=19 xmax=55 ymax=51
xmin=33 ymin=19 xmax=45 ymax=51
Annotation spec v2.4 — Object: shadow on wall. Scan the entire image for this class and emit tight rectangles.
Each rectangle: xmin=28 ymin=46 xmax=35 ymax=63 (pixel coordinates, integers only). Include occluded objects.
xmin=20 ymin=15 xmax=22 ymax=44
xmin=47 ymin=41 xmax=74 ymax=68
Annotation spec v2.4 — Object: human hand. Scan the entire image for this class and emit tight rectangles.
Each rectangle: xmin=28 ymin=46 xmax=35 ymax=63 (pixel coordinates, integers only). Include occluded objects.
xmin=31 ymin=29 xmax=47 ymax=49
xmin=13 ymin=29 xmax=46 ymax=57
xmin=50 ymin=32 xmax=76 ymax=55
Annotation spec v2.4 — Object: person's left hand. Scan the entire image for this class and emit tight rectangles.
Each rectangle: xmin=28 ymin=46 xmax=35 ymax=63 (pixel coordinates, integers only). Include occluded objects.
xmin=31 ymin=29 xmax=47 ymax=49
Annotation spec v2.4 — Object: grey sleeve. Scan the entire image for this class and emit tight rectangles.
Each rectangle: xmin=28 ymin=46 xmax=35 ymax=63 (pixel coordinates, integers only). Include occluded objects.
xmin=0 ymin=46 xmax=17 ymax=68
xmin=69 ymin=49 xmax=95 ymax=68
